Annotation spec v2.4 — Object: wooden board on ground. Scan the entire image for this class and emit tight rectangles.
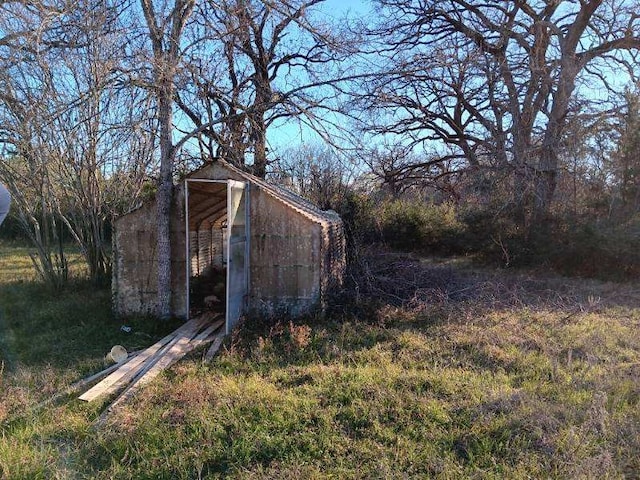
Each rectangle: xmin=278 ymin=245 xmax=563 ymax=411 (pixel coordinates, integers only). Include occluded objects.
xmin=32 ymin=351 xmax=140 ymax=412
xmin=79 ymin=317 xmax=205 ymax=402
xmin=81 ymin=313 xmax=227 ymax=427
xmin=96 ymin=317 xmax=225 ymax=420
xmin=204 ymin=334 xmax=224 ymax=362
xmin=123 ymin=318 xmax=223 ymax=395
xmin=190 ymin=318 xmax=224 ymax=349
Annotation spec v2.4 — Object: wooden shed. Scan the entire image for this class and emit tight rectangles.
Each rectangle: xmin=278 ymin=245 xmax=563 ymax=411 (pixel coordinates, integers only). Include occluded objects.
xmin=112 ymin=160 xmax=346 ymax=333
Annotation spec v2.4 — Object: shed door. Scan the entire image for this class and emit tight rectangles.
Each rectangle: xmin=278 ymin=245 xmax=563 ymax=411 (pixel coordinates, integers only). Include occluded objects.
xmin=226 ymin=180 xmax=249 ymax=334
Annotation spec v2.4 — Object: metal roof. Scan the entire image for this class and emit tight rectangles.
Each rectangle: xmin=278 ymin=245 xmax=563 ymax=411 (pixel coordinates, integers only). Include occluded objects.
xmin=190 ymin=159 xmax=343 ymax=227
xmin=118 ymin=159 xmax=343 ymax=228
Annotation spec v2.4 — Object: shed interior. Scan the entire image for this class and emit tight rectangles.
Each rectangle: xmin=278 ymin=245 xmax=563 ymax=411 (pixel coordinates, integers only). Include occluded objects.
xmin=187 ymin=181 xmax=228 ymax=316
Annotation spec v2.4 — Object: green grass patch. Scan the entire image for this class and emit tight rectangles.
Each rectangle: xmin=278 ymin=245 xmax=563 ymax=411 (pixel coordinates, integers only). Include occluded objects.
xmin=0 ymin=243 xmax=183 ymax=478
xmin=1 ymin=243 xmax=640 ymax=478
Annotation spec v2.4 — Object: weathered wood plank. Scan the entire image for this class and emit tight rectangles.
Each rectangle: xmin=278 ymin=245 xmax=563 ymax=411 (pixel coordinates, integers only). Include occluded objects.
xmin=79 ymin=318 xmax=204 ymax=402
xmin=93 ymin=317 xmax=211 ymax=401
xmin=98 ymin=319 xmax=213 ymax=418
xmin=190 ymin=318 xmax=224 ymax=348
xmin=29 ymin=351 xmax=140 ymax=413
xmin=129 ymin=324 xmax=206 ymax=388
xmin=204 ymin=334 xmax=224 ymax=362
xmin=92 ymin=314 xmax=227 ymax=427
xmin=70 ymin=351 xmax=140 ymax=391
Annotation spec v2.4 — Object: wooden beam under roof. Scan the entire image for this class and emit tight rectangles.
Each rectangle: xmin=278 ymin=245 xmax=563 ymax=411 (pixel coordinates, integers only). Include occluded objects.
xmin=187 ymin=182 xmax=226 ymax=195
xmin=189 ymin=195 xmax=226 ymax=215
xmin=189 ymin=197 xmax=227 ymax=228
xmin=189 ymin=187 xmax=223 ymax=196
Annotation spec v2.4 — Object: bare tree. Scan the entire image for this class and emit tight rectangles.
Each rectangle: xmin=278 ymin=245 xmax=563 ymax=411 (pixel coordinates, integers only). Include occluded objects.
xmin=357 ymin=142 xmax=465 ymax=200
xmin=612 ymin=87 xmax=640 ymax=217
xmin=360 ymin=0 xmax=640 ymax=232
xmin=0 ymin=0 xmax=156 ymax=285
xmin=270 ymin=142 xmax=352 ymax=208
xmin=139 ymin=0 xmax=195 ymax=318
xmin=177 ymin=0 xmax=354 ymax=177
xmin=0 ymin=0 xmax=84 ymax=286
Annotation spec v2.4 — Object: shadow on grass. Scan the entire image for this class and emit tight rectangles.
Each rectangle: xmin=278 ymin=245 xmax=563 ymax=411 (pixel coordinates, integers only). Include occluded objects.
xmin=0 ymin=278 xmax=183 ymax=372
xmin=343 ymin=248 xmax=640 ymax=316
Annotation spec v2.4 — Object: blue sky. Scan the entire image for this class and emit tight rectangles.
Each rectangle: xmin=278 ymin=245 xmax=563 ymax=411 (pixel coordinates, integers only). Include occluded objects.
xmin=264 ymin=0 xmax=636 ymax=159
xmin=320 ymin=0 xmax=370 ymax=17
xmin=265 ymin=0 xmax=372 ymax=155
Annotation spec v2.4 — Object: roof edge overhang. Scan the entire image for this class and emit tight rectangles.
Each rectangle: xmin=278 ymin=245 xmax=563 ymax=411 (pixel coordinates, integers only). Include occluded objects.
xmin=115 ymin=158 xmax=344 ymax=229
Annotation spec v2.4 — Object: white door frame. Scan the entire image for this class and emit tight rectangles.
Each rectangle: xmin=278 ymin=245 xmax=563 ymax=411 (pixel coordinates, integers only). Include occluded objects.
xmin=184 ymin=178 xmax=228 ymax=320
xmin=225 ymin=180 xmax=250 ymax=334
xmin=184 ymin=178 xmax=250 ymax=330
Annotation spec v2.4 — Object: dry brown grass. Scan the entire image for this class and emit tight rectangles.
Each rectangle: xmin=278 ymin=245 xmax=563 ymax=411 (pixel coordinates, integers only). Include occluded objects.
xmin=2 ymin=244 xmax=640 ymax=478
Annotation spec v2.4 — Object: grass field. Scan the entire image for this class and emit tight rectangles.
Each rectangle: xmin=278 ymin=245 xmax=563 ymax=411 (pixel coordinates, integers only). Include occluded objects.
xmin=1 ymin=242 xmax=640 ymax=479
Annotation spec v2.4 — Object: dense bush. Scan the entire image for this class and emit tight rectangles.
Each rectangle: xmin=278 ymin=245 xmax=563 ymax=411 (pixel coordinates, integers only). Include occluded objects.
xmin=336 ymin=195 xmax=468 ymax=255
xmin=458 ymin=204 xmax=529 ymax=265
xmin=336 ymin=191 xmax=378 ymax=246
xmin=377 ymin=200 xmax=465 ymax=253
xmin=543 ymin=218 xmax=640 ymax=280
xmin=339 ymin=193 xmax=640 ymax=281
xmin=459 ymin=207 xmax=640 ymax=280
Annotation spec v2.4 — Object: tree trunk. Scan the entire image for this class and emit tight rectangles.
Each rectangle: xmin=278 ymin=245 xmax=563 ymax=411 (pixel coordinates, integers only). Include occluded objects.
xmin=251 ymin=77 xmax=270 ymax=178
xmin=510 ymin=110 xmax=535 ymax=233
xmin=156 ymin=82 xmax=175 ymax=319
xmin=140 ymin=0 xmax=194 ymax=319
xmin=252 ymin=116 xmax=267 ymax=178
xmin=512 ymin=161 xmax=529 ymax=233
xmin=532 ymin=146 xmax=557 ymax=233
xmin=530 ymin=53 xmax=578 ymax=235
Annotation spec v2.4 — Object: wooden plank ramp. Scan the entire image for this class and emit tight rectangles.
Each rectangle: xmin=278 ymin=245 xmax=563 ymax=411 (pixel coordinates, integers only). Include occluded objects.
xmin=98 ymin=318 xmax=225 ymax=421
xmin=79 ymin=317 xmax=203 ymax=402
xmin=79 ymin=314 xmax=224 ymax=416
xmin=204 ymin=334 xmax=225 ymax=362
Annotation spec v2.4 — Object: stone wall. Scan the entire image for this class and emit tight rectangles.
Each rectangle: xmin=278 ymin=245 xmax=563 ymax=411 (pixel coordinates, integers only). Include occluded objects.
xmin=113 ymin=161 xmax=345 ymax=320
xmin=112 ymin=187 xmax=187 ymax=317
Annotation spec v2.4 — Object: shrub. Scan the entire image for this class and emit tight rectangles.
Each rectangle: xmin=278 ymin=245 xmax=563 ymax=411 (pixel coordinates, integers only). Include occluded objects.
xmin=460 ymin=207 xmax=640 ymax=280
xmin=459 ymin=204 xmax=532 ymax=267
xmin=544 ymin=219 xmax=640 ymax=280
xmin=339 ymin=188 xmax=640 ymax=281
xmin=336 ymin=191 xmax=378 ymax=245
xmin=377 ymin=199 xmax=466 ymax=254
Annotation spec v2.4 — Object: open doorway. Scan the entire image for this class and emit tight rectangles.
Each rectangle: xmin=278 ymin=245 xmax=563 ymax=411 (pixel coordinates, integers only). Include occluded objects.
xmin=185 ymin=179 xmax=249 ymax=335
